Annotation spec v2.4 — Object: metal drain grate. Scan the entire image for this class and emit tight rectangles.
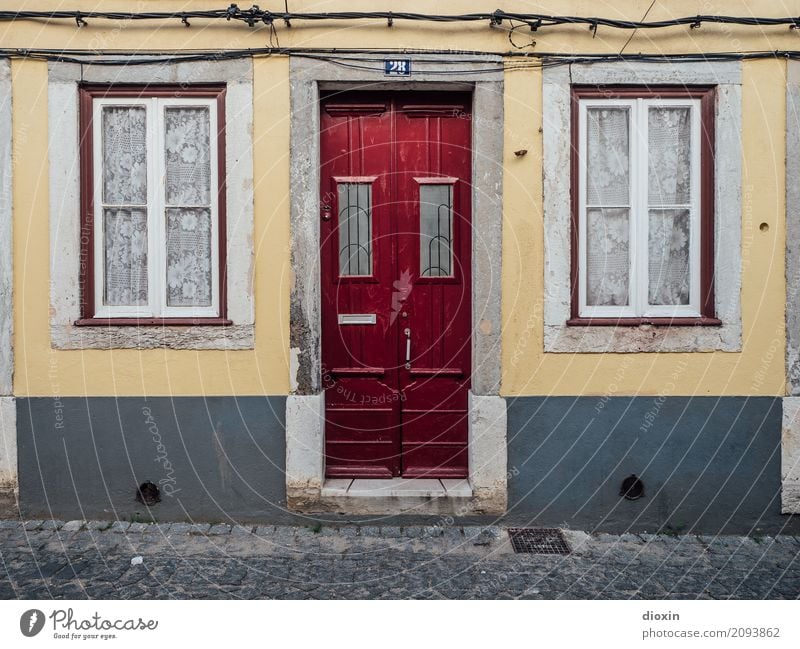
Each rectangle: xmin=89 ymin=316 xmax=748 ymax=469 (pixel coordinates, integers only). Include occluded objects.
xmin=507 ymin=528 xmax=571 ymax=554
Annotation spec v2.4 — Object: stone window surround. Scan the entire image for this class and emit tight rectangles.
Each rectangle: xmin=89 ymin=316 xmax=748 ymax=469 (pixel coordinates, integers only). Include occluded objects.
xmin=783 ymin=60 xmax=800 ymax=513
xmin=0 ymin=58 xmax=15 ymax=492
xmin=47 ymin=59 xmax=255 ymax=350
xmin=285 ymin=55 xmax=507 ymax=515
xmin=542 ymin=61 xmax=743 ymax=353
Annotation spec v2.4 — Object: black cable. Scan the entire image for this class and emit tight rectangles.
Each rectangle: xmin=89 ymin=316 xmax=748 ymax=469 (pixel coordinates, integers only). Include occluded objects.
xmin=3 ymin=47 xmax=800 ymax=70
xmin=1 ymin=7 xmax=800 ymax=31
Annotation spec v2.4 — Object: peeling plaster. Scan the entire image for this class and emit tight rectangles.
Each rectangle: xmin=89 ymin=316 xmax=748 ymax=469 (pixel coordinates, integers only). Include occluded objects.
xmin=289 ymin=347 xmax=300 ymax=394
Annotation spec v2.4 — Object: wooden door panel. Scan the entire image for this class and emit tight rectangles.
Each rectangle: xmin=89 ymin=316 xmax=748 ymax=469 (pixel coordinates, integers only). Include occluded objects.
xmin=401 ymin=445 xmax=469 ymax=478
xmin=321 ymin=92 xmax=471 ymax=479
xmin=395 ymin=95 xmax=471 ymax=478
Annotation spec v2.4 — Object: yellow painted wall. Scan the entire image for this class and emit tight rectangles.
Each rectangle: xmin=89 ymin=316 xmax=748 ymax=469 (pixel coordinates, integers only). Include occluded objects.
xmin=12 ymin=57 xmax=292 ymax=397
xmin=3 ymin=1 xmax=794 ymax=396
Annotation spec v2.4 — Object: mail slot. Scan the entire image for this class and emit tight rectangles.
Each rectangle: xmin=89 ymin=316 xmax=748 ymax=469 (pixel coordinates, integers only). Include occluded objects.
xmin=338 ymin=313 xmax=377 ymax=325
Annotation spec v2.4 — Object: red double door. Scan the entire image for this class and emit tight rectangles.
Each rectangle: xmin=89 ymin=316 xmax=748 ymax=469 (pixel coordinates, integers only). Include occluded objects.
xmin=320 ymin=91 xmax=472 ymax=479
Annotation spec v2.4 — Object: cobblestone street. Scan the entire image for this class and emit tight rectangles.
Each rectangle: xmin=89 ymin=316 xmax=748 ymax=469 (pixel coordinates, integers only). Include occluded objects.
xmin=0 ymin=520 xmax=798 ymax=599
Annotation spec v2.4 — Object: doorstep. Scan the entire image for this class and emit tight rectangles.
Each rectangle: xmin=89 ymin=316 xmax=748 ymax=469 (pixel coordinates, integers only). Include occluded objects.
xmin=322 ymin=478 xmax=472 ymax=498
xmin=314 ymin=477 xmax=474 ymax=515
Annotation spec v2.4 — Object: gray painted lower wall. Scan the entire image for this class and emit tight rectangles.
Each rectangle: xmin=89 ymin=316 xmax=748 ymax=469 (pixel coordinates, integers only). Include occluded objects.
xmin=17 ymin=397 xmax=295 ymax=524
xmin=18 ymin=395 xmax=797 ymax=534
xmin=507 ymin=396 xmax=799 ymax=535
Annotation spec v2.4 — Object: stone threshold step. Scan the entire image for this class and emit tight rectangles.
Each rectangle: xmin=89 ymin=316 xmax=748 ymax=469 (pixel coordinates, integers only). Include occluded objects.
xmin=321 ymin=477 xmax=472 ymax=498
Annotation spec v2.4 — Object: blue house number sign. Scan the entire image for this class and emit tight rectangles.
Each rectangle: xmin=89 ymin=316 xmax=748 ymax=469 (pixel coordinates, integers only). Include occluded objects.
xmin=384 ymin=59 xmax=411 ymax=76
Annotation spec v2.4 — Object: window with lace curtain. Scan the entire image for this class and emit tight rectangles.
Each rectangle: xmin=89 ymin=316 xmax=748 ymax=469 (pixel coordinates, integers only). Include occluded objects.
xmin=571 ymin=87 xmax=718 ymax=325
xmin=77 ymin=85 xmax=227 ymax=323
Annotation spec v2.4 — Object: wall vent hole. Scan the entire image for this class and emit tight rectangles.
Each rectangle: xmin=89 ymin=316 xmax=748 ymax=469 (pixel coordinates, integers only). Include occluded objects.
xmin=620 ymin=474 xmax=645 ymax=501
xmin=136 ymin=481 xmax=161 ymax=506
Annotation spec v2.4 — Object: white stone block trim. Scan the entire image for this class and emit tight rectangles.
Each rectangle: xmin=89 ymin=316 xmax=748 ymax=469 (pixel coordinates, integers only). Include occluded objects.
xmin=785 ymin=62 xmax=800 ymax=395
xmin=285 ymin=55 xmax=506 ymax=513
xmin=47 ymin=59 xmax=255 ymax=350
xmin=0 ymin=59 xmax=12 ymax=394
xmin=0 ymin=397 xmax=15 ymax=489
xmin=542 ymin=61 xmax=743 ymax=353
xmin=285 ymin=393 xmax=324 ymax=496
xmin=781 ymin=397 xmax=800 ymax=513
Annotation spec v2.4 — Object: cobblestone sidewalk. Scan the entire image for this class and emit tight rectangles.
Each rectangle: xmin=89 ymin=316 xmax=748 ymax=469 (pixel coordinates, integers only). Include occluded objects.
xmin=1 ymin=520 xmax=799 ymax=599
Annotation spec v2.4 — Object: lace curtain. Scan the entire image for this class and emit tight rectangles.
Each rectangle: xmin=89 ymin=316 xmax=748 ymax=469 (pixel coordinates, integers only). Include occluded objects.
xmin=586 ymin=208 xmax=630 ymax=306
xmin=166 ymin=208 xmax=213 ymax=307
xmin=584 ymin=105 xmax=693 ymax=308
xmin=649 ymin=209 xmax=690 ymax=305
xmin=102 ymin=107 xmax=147 ymax=205
xmin=101 ymin=105 xmax=213 ymax=309
xmin=164 ymin=107 xmax=213 ymax=306
xmin=102 ymin=107 xmax=148 ymax=306
xmin=104 ymin=208 xmax=148 ymax=306
xmin=647 ymin=107 xmax=692 ymax=305
xmin=586 ymin=107 xmax=630 ymax=306
xmin=165 ymin=107 xmax=211 ymax=205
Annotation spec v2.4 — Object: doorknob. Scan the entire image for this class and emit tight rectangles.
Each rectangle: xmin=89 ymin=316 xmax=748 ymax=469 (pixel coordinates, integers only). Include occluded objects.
xmin=404 ymin=327 xmax=411 ymax=370
xmin=321 ymin=204 xmax=332 ymax=221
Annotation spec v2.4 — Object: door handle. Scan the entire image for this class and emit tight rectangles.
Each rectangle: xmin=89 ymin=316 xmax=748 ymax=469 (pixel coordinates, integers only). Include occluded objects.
xmin=404 ymin=327 xmax=411 ymax=370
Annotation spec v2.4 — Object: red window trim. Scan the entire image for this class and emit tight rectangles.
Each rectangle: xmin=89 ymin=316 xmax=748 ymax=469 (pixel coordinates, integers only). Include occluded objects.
xmin=77 ymin=83 xmax=228 ymax=325
xmin=568 ymin=85 xmax=718 ymax=327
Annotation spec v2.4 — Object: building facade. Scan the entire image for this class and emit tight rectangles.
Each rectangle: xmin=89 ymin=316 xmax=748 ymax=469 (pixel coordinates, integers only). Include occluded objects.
xmin=1 ymin=1 xmax=799 ymax=533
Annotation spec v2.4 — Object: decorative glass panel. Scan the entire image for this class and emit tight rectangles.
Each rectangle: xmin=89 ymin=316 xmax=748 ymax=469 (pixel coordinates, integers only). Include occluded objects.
xmin=102 ymin=106 xmax=147 ymax=205
xmin=648 ymin=107 xmax=692 ymax=205
xmin=166 ymin=208 xmax=213 ymax=307
xmin=165 ymin=107 xmax=211 ymax=206
xmin=586 ymin=107 xmax=630 ymax=206
xmin=648 ymin=208 xmax=691 ymax=305
xmin=337 ymin=183 xmax=372 ymax=276
xmin=103 ymin=208 xmax=148 ymax=306
xmin=420 ymin=184 xmax=453 ymax=277
xmin=586 ymin=208 xmax=630 ymax=306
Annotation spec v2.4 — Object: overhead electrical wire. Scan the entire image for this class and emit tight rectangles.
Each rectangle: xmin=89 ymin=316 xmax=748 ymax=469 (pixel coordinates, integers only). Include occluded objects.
xmin=3 ymin=6 xmax=800 ymax=31
xmin=4 ymin=47 xmax=800 ymax=70
xmin=4 ymin=5 xmax=800 ymax=69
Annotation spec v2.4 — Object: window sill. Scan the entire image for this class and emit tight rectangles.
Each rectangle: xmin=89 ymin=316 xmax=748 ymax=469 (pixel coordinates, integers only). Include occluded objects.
xmin=566 ymin=317 xmax=722 ymax=327
xmin=52 ymin=321 xmax=254 ymax=350
xmin=74 ymin=317 xmax=233 ymax=327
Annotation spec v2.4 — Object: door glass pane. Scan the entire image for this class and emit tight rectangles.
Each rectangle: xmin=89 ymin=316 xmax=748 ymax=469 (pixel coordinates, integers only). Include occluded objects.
xmin=165 ymin=107 xmax=211 ymax=206
xmin=103 ymin=208 xmax=148 ymax=306
xmin=648 ymin=208 xmax=691 ymax=305
xmin=166 ymin=208 xmax=213 ymax=307
xmin=102 ymin=106 xmax=147 ymax=205
xmin=420 ymin=184 xmax=453 ymax=277
xmin=337 ymin=183 xmax=372 ymax=276
xmin=648 ymin=106 xmax=692 ymax=205
xmin=586 ymin=107 xmax=630 ymax=206
xmin=586 ymin=208 xmax=630 ymax=306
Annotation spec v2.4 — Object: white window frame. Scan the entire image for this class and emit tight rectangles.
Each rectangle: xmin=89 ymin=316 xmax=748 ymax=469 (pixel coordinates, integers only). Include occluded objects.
xmin=91 ymin=96 xmax=220 ymax=319
xmin=577 ymin=97 xmax=702 ymax=319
